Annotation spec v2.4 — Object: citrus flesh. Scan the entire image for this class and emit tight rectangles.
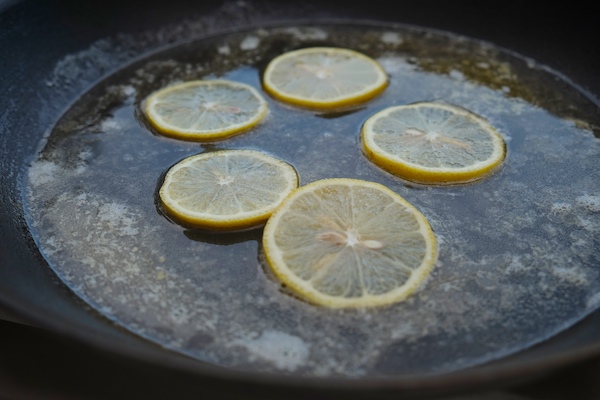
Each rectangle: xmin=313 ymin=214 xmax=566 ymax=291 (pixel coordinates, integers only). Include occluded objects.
xmin=263 ymin=47 xmax=388 ymax=110
xmin=144 ymin=80 xmax=268 ymax=141
xmin=361 ymin=102 xmax=506 ymax=184
xmin=262 ymin=178 xmax=437 ymax=308
xmin=159 ymin=150 xmax=298 ymax=231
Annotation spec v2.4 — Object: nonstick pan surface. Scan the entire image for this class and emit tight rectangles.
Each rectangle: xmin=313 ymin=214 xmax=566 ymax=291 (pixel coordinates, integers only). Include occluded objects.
xmin=1 ymin=1 xmax=599 ymax=399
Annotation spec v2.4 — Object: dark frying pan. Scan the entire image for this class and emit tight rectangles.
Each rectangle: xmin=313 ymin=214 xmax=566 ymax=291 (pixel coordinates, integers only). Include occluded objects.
xmin=1 ymin=0 xmax=599 ymax=398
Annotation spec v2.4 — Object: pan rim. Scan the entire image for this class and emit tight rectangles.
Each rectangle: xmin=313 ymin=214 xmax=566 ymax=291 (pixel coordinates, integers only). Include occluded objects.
xmin=3 ymin=292 xmax=600 ymax=395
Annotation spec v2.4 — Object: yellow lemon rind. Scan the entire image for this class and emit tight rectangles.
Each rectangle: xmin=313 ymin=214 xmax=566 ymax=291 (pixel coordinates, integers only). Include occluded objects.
xmin=159 ymin=150 xmax=299 ymax=231
xmin=144 ymin=80 xmax=268 ymax=142
xmin=263 ymin=80 xmax=388 ymax=110
xmin=159 ymin=200 xmax=279 ymax=232
xmin=263 ymin=47 xmax=388 ymax=110
xmin=262 ymin=178 xmax=438 ymax=308
xmin=361 ymin=139 xmax=506 ymax=185
xmin=361 ymin=103 xmax=506 ymax=185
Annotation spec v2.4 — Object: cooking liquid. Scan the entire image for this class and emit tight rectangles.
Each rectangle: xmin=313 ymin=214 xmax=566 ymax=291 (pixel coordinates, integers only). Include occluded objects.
xmin=25 ymin=24 xmax=600 ymax=376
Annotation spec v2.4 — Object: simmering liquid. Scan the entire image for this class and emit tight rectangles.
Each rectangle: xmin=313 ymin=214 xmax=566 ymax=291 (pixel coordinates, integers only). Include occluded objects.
xmin=25 ymin=23 xmax=600 ymax=377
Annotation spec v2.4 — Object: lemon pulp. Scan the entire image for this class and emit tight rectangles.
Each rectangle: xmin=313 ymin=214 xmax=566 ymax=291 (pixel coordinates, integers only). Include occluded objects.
xmin=263 ymin=47 xmax=388 ymax=110
xmin=159 ymin=150 xmax=298 ymax=231
xmin=144 ymin=79 xmax=268 ymax=141
xmin=263 ymin=178 xmax=437 ymax=308
xmin=361 ymin=102 xmax=506 ymax=184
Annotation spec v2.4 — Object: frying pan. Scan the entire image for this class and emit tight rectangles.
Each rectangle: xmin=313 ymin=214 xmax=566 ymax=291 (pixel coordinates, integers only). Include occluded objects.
xmin=1 ymin=0 xmax=599 ymax=398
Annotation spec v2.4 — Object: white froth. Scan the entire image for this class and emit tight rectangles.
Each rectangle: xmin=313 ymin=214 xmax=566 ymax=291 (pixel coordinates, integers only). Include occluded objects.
xmin=377 ymin=56 xmax=415 ymax=75
xmin=575 ymin=194 xmax=600 ymax=212
xmin=576 ymin=216 xmax=598 ymax=232
xmin=381 ymin=31 xmax=403 ymax=45
xmin=551 ymin=266 xmax=588 ymax=286
xmin=97 ymin=202 xmax=140 ymax=236
xmin=390 ymin=321 xmax=418 ymax=339
xmin=240 ymin=35 xmax=260 ymax=50
xmin=449 ymin=69 xmax=466 ymax=81
xmin=218 ymin=44 xmax=231 ymax=55
xmin=550 ymin=202 xmax=572 ymax=214
xmin=282 ymin=27 xmax=327 ymax=40
xmin=122 ymin=85 xmax=136 ymax=97
xmin=100 ymin=118 xmax=122 ymax=131
xmin=587 ymin=292 xmax=600 ymax=310
xmin=28 ymin=160 xmax=60 ymax=186
xmin=505 ymin=255 xmax=530 ymax=274
xmin=79 ymin=149 xmax=92 ymax=161
xmin=234 ymin=330 xmax=309 ymax=371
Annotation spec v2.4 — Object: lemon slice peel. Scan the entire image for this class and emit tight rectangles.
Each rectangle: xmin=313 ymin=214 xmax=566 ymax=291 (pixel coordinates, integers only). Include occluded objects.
xmin=145 ymin=80 xmax=268 ymax=141
xmin=361 ymin=102 xmax=506 ymax=184
xmin=159 ymin=150 xmax=298 ymax=231
xmin=263 ymin=47 xmax=388 ymax=110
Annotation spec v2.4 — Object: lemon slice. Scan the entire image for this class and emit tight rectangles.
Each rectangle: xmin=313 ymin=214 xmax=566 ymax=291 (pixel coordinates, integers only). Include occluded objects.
xmin=262 ymin=178 xmax=437 ymax=308
xmin=361 ymin=102 xmax=506 ymax=184
xmin=263 ymin=47 xmax=388 ymax=109
xmin=144 ymin=80 xmax=268 ymax=141
xmin=159 ymin=150 xmax=298 ymax=231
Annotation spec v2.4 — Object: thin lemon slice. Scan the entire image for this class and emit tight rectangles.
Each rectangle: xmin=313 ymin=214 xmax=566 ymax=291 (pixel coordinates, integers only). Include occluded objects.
xmin=159 ymin=150 xmax=298 ymax=231
xmin=263 ymin=47 xmax=388 ymax=109
xmin=263 ymin=178 xmax=437 ymax=308
xmin=144 ymin=80 xmax=268 ymax=141
xmin=361 ymin=102 xmax=506 ymax=184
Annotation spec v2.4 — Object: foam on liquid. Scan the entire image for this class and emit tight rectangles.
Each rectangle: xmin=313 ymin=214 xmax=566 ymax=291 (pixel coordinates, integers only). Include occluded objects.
xmin=25 ymin=24 xmax=600 ymax=377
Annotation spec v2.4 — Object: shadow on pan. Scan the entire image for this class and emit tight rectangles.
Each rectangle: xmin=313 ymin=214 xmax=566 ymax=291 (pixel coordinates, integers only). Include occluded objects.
xmin=1 ymin=0 xmax=599 ymax=399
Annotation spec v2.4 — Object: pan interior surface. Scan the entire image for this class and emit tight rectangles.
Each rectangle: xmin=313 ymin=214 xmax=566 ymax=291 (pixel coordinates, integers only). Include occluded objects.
xmin=23 ymin=23 xmax=600 ymax=378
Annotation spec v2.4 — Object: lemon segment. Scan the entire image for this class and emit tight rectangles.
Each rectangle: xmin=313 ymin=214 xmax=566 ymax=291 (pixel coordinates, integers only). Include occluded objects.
xmin=361 ymin=102 xmax=506 ymax=184
xmin=144 ymin=80 xmax=268 ymax=141
xmin=159 ymin=150 xmax=298 ymax=231
xmin=262 ymin=178 xmax=437 ymax=308
xmin=263 ymin=47 xmax=388 ymax=110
